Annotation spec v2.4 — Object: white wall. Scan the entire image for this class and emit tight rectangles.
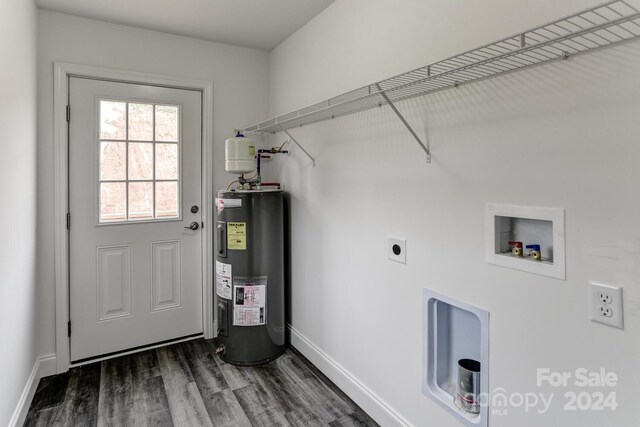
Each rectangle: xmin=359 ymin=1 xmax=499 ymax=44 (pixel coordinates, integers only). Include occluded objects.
xmin=36 ymin=11 xmax=269 ymax=358
xmin=0 ymin=0 xmax=38 ymax=425
xmin=269 ymin=0 xmax=640 ymax=426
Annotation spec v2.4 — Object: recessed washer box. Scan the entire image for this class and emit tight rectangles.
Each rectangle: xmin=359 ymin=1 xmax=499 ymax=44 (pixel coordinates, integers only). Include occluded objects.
xmin=486 ymin=203 xmax=565 ymax=280
xmin=422 ymin=289 xmax=490 ymax=427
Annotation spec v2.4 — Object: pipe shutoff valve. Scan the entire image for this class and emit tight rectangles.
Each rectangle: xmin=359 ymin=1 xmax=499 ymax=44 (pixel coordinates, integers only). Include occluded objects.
xmin=526 ymin=244 xmax=542 ymax=261
xmin=509 ymin=241 xmax=523 ymax=257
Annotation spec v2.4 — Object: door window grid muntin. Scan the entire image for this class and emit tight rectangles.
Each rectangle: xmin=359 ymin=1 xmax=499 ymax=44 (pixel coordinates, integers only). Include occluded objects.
xmin=98 ymin=99 xmax=180 ymax=224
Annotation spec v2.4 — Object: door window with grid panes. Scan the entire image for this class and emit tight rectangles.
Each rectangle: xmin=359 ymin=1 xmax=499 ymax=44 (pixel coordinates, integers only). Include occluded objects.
xmin=98 ymin=100 xmax=180 ymax=223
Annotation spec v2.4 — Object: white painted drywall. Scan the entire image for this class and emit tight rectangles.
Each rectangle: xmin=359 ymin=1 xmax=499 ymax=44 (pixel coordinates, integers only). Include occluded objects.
xmin=35 ymin=0 xmax=336 ymax=51
xmin=0 ymin=0 xmax=38 ymax=425
xmin=36 ymin=10 xmax=269 ymax=359
xmin=268 ymin=0 xmax=640 ymax=425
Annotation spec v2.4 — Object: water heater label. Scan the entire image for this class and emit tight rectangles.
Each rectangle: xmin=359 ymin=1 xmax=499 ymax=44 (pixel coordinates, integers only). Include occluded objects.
xmin=234 ymin=308 xmax=265 ymax=326
xmin=215 ymin=261 xmax=232 ymax=300
xmin=227 ymin=222 xmax=247 ymax=250
xmin=233 ymin=276 xmax=267 ymax=326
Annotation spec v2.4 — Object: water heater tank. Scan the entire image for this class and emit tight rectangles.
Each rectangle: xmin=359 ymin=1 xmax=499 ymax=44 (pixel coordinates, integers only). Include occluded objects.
xmin=225 ymin=133 xmax=256 ymax=174
xmin=215 ymin=189 xmax=285 ymax=365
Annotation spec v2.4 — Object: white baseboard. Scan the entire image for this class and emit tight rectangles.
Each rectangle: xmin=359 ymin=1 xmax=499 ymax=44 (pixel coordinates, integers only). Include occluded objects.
xmin=8 ymin=354 xmax=57 ymax=427
xmin=288 ymin=324 xmax=412 ymax=427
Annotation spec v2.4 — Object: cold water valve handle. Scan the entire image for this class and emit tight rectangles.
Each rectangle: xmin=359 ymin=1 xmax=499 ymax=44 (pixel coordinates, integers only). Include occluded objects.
xmin=509 ymin=241 xmax=523 ymax=257
xmin=526 ymin=244 xmax=541 ymax=261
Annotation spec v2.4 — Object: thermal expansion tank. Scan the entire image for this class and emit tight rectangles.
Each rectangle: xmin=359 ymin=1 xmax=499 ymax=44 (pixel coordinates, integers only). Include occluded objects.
xmin=214 ymin=189 xmax=285 ymax=365
xmin=225 ymin=133 xmax=256 ymax=174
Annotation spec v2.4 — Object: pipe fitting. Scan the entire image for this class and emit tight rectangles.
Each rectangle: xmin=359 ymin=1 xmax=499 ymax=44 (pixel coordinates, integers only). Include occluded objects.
xmin=214 ymin=344 xmax=225 ymax=356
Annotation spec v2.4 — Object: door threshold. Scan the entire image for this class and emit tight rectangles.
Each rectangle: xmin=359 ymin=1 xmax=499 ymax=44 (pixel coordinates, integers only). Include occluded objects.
xmin=70 ymin=333 xmax=203 ymax=367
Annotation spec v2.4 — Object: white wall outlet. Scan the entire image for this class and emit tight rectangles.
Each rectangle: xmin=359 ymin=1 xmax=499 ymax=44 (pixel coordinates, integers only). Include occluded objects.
xmin=589 ymin=282 xmax=623 ymax=329
xmin=388 ymin=237 xmax=406 ymax=264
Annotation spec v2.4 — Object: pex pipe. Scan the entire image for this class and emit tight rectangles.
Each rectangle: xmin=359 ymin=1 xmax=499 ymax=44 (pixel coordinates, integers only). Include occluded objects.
xmin=260 ymin=182 xmax=281 ymax=189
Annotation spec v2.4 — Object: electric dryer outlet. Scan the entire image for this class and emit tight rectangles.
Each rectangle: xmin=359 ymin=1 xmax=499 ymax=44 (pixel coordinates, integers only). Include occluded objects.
xmin=589 ymin=282 xmax=623 ymax=329
xmin=388 ymin=237 xmax=406 ymax=264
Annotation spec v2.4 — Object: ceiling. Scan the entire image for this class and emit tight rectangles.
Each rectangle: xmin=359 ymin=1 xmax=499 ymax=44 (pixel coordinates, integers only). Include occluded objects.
xmin=34 ymin=0 xmax=335 ymax=51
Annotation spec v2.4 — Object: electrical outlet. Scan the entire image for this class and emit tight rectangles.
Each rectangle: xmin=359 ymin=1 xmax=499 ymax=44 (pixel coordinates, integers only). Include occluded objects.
xmin=598 ymin=292 xmax=613 ymax=305
xmin=388 ymin=237 xmax=406 ymax=264
xmin=598 ymin=306 xmax=613 ymax=318
xmin=589 ymin=282 xmax=623 ymax=329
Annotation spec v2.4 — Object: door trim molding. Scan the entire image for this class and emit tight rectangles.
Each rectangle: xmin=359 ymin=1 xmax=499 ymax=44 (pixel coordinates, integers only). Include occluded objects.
xmin=54 ymin=62 xmax=214 ymax=373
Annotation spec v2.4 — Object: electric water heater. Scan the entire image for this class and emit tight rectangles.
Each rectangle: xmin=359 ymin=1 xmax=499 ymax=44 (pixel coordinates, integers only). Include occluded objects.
xmin=214 ymin=189 xmax=285 ymax=365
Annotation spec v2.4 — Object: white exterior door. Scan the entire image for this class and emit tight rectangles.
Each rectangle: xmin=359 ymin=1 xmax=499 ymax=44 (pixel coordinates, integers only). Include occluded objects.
xmin=68 ymin=77 xmax=203 ymax=362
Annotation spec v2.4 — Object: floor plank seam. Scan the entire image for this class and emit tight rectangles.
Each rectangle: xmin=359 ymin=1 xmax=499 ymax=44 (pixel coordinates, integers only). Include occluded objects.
xmin=24 ymin=339 xmax=379 ymax=427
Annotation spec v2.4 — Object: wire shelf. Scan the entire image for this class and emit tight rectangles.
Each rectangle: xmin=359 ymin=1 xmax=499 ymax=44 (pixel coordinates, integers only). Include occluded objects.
xmin=243 ymin=0 xmax=640 ymax=135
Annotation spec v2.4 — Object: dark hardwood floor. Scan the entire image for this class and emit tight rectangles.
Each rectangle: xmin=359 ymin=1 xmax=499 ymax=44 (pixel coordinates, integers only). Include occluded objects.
xmin=24 ymin=339 xmax=379 ymax=426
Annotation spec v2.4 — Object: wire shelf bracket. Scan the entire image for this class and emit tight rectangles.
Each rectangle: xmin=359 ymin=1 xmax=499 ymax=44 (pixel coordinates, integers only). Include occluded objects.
xmin=376 ymin=84 xmax=431 ymax=163
xmin=278 ymin=125 xmax=316 ymax=167
xmin=241 ymin=0 xmax=640 ymax=165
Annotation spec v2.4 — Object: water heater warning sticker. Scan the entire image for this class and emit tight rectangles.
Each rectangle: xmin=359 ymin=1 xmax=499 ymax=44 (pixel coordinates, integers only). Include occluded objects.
xmin=227 ymin=222 xmax=247 ymax=250
xmin=215 ymin=261 xmax=232 ymax=300
xmin=234 ymin=308 xmax=264 ymax=326
xmin=233 ymin=276 xmax=267 ymax=326
xmin=216 ymin=198 xmax=242 ymax=213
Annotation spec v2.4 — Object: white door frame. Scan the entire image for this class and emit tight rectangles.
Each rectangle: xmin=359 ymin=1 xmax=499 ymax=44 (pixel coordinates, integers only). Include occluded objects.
xmin=54 ymin=62 xmax=214 ymax=373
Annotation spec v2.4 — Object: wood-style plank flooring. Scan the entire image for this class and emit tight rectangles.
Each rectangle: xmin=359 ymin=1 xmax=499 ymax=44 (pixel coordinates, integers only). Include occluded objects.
xmin=24 ymin=339 xmax=379 ymax=426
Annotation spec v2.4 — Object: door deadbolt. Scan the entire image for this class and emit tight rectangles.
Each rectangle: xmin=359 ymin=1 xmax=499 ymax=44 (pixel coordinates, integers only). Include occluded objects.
xmin=184 ymin=221 xmax=200 ymax=230
xmin=191 ymin=205 xmax=199 ymax=213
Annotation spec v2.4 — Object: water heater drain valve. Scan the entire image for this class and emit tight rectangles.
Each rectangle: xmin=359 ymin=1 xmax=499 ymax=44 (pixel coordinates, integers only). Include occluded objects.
xmin=214 ymin=344 xmax=226 ymax=356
